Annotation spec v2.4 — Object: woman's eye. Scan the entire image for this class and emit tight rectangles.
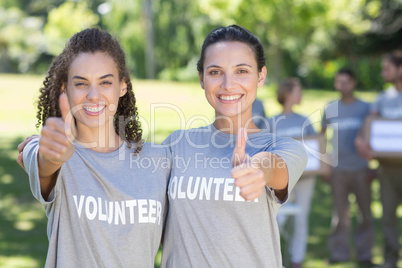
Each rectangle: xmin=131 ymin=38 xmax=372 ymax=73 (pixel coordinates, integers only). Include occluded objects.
xmin=74 ymin=82 xmax=85 ymax=87
xmin=238 ymin=69 xmax=248 ymax=74
xmin=101 ymin=81 xmax=112 ymax=85
xmin=209 ymin=70 xmax=220 ymax=75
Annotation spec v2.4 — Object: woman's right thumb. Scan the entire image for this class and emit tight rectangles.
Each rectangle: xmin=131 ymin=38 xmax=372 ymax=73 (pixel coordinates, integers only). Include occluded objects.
xmin=59 ymin=93 xmax=71 ymax=122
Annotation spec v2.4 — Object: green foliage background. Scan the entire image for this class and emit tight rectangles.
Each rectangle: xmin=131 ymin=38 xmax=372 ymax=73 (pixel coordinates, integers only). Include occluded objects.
xmin=1 ymin=0 xmax=402 ymax=89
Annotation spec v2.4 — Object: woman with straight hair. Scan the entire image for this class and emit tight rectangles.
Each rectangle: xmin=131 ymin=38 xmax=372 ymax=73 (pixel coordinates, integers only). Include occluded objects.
xmin=161 ymin=25 xmax=307 ymax=268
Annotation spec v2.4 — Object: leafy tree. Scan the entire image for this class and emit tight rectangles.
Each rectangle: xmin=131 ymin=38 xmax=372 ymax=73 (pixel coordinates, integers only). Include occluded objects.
xmin=43 ymin=1 xmax=99 ymax=56
xmin=0 ymin=7 xmax=45 ymax=72
xmin=100 ymin=0 xmax=146 ymax=78
xmin=303 ymin=0 xmax=402 ymax=90
xmin=1 ymin=0 xmax=401 ymax=89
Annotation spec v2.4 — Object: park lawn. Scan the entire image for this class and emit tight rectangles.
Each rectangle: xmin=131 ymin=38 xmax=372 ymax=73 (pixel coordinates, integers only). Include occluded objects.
xmin=0 ymin=73 xmax=400 ymax=267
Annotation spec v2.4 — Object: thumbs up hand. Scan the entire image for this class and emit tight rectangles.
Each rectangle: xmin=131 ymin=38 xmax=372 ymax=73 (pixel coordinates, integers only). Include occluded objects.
xmin=231 ymin=127 xmax=250 ymax=167
xmin=231 ymin=128 xmax=266 ymax=201
xmin=38 ymin=93 xmax=75 ymax=166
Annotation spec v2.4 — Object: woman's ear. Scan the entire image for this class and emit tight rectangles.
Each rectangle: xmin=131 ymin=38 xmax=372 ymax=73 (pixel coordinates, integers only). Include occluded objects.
xmin=199 ymin=72 xmax=205 ymax=89
xmin=257 ymin=66 xmax=267 ymax=87
xmin=120 ymin=81 xmax=128 ymax=97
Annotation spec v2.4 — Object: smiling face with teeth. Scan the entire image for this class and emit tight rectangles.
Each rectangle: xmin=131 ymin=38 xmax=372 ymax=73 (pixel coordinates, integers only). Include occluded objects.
xmin=64 ymin=52 xmax=127 ymax=137
xmin=199 ymin=41 xmax=267 ymax=128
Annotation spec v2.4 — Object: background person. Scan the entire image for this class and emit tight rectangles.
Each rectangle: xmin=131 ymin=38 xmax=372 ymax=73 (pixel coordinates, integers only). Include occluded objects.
xmin=322 ymin=68 xmax=374 ymax=266
xmin=356 ymin=52 xmax=402 ymax=268
xmin=268 ymin=78 xmax=317 ymax=268
xmin=252 ymin=98 xmax=268 ymax=129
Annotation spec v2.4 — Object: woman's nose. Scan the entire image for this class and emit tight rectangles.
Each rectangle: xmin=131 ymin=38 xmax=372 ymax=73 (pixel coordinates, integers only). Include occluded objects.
xmin=87 ymin=85 xmax=101 ymax=100
xmin=221 ymin=73 xmax=236 ymax=91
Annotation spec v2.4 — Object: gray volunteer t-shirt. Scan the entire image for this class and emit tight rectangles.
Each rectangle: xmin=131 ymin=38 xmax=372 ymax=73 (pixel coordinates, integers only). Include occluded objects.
xmin=160 ymin=124 xmax=307 ymax=268
xmin=371 ymin=88 xmax=402 ymax=119
xmin=322 ymin=99 xmax=370 ymax=171
xmin=252 ymin=98 xmax=268 ymax=129
xmin=23 ymin=139 xmax=170 ymax=268
xmin=268 ymin=112 xmax=316 ymax=138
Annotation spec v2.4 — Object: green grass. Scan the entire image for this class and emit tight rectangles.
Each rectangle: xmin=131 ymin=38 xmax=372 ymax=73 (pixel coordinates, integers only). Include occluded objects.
xmin=0 ymin=73 xmax=400 ymax=267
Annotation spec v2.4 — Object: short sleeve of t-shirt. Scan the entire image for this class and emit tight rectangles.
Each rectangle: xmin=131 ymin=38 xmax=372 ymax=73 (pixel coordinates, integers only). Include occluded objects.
xmin=305 ymin=118 xmax=317 ymax=136
xmin=253 ymin=100 xmax=268 ymax=129
xmin=161 ymin=130 xmax=175 ymax=148
xmin=370 ymin=87 xmax=402 ymax=118
xmin=371 ymin=94 xmax=382 ymax=114
xmin=263 ymin=135 xmax=308 ymax=196
xmin=322 ymin=100 xmax=337 ymax=131
xmin=23 ymin=138 xmax=56 ymax=205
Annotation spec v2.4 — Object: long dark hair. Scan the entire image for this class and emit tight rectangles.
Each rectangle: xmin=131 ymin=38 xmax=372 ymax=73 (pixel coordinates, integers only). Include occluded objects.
xmin=197 ymin=25 xmax=266 ymax=73
xmin=36 ymin=28 xmax=142 ymax=153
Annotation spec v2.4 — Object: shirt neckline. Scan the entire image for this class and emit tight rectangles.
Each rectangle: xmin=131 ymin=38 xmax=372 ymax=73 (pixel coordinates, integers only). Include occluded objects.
xmin=74 ymin=141 xmax=130 ymax=157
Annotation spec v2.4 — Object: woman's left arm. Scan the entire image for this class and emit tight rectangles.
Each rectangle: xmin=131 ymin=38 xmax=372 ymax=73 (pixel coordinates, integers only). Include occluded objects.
xmin=232 ymin=134 xmax=306 ymax=202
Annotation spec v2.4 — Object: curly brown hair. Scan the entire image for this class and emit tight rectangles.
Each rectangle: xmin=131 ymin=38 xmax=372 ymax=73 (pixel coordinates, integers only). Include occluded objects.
xmin=36 ymin=28 xmax=143 ymax=153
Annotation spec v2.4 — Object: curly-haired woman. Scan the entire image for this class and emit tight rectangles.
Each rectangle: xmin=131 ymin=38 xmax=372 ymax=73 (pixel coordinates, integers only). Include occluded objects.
xmin=20 ymin=28 xmax=170 ymax=267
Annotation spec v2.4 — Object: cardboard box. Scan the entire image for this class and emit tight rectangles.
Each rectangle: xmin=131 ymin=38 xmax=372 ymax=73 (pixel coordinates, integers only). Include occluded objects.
xmin=296 ymin=134 xmax=330 ymax=176
xmin=363 ymin=117 xmax=402 ymax=159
